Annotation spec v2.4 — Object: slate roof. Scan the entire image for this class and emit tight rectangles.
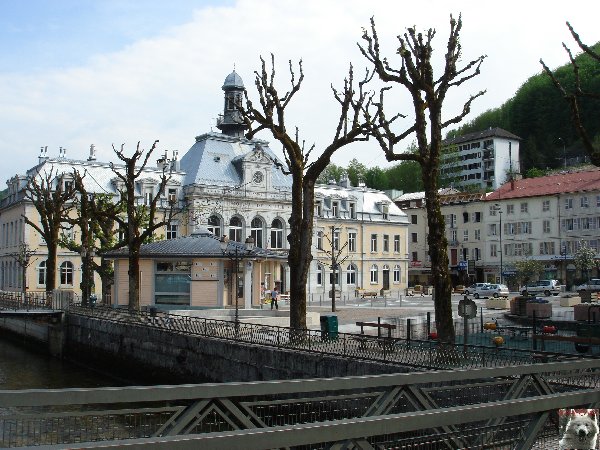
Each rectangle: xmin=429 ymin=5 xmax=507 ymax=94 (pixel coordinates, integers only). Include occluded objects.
xmin=485 ymin=168 xmax=600 ymax=201
xmin=443 ymin=127 xmax=521 ymax=146
xmin=104 ymin=232 xmax=288 ymax=259
xmin=222 ymin=70 xmax=244 ymax=90
xmin=179 ymin=132 xmax=292 ymax=189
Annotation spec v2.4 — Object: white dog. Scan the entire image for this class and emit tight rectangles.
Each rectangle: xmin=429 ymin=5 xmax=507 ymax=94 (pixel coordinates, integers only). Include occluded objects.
xmin=559 ymin=409 xmax=598 ymax=450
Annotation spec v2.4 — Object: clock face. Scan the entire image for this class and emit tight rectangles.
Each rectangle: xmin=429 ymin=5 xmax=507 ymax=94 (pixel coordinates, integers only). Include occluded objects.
xmin=252 ymin=171 xmax=263 ymax=184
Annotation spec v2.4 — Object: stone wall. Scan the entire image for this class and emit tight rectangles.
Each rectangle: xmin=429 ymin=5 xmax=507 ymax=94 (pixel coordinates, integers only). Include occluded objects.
xmin=66 ymin=314 xmax=409 ymax=383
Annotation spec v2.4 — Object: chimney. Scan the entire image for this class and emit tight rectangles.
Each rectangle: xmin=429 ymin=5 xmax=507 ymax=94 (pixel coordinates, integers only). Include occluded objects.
xmin=171 ymin=150 xmax=180 ymax=171
xmin=38 ymin=146 xmax=49 ymax=164
xmin=88 ymin=144 xmax=96 ymax=161
xmin=157 ymin=151 xmax=168 ymax=171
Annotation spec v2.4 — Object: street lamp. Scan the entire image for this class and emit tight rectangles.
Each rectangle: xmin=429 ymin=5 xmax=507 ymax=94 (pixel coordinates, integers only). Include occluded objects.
xmin=494 ymin=204 xmax=503 ymax=284
xmin=220 ymin=235 xmax=255 ymax=332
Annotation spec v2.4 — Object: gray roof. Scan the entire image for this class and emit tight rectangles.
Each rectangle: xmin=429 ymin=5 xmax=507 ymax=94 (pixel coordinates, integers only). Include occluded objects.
xmin=222 ymin=71 xmax=244 ymax=90
xmin=443 ymin=127 xmax=521 ymax=146
xmin=104 ymin=232 xmax=287 ymax=259
xmin=180 ymin=132 xmax=292 ymax=189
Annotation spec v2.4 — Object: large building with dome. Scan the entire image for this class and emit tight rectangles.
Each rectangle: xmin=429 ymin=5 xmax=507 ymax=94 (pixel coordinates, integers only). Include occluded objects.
xmin=0 ymin=71 xmax=410 ymax=309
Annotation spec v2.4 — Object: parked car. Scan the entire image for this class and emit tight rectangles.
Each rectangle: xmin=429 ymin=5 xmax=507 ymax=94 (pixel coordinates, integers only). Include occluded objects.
xmin=464 ymin=283 xmax=490 ymax=295
xmin=575 ymin=279 xmax=600 ymax=293
xmin=473 ymin=284 xmax=509 ymax=299
xmin=521 ymin=279 xmax=560 ymax=297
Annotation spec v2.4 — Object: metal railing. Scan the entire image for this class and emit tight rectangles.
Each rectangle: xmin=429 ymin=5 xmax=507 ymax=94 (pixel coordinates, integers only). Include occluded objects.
xmin=68 ymin=304 xmax=597 ymax=370
xmin=0 ymin=289 xmax=76 ymax=311
xmin=0 ymin=359 xmax=599 ymax=448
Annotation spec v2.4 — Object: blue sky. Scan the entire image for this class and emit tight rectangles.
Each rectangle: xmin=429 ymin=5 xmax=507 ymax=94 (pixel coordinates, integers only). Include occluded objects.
xmin=0 ymin=0 xmax=598 ymax=185
xmin=0 ymin=1 xmax=228 ymax=73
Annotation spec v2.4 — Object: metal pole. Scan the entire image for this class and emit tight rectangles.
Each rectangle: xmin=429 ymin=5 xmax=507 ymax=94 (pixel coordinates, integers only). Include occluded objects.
xmin=499 ymin=210 xmax=503 ymax=285
xmin=234 ymin=246 xmax=239 ymax=334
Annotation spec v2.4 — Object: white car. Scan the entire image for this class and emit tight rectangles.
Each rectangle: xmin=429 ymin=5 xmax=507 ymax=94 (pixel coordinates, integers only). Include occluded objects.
xmin=575 ymin=279 xmax=600 ymax=293
xmin=473 ymin=284 xmax=509 ymax=299
xmin=464 ymin=283 xmax=490 ymax=295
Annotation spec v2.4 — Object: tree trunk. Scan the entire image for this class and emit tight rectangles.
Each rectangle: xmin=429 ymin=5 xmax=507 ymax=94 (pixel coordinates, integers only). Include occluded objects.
xmin=128 ymin=251 xmax=140 ymax=311
xmin=287 ymin=176 xmax=316 ymax=332
xmin=46 ymin=241 xmax=57 ymax=292
xmin=423 ymin=172 xmax=455 ymax=343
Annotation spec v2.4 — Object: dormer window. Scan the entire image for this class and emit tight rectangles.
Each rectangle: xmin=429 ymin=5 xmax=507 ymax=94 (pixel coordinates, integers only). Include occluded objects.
xmin=349 ymin=202 xmax=356 ymax=219
xmin=332 ymin=201 xmax=339 ymax=218
xmin=381 ymin=203 xmax=389 ymax=220
xmin=168 ymin=188 xmax=177 ymax=204
xmin=144 ymin=189 xmax=153 ymax=206
xmin=315 ymin=201 xmax=322 ymax=217
xmin=63 ymin=180 xmax=73 ymax=192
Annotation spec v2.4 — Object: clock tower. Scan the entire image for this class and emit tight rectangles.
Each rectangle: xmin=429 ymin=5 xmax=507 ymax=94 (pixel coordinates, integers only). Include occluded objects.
xmin=216 ymin=70 xmax=247 ymax=138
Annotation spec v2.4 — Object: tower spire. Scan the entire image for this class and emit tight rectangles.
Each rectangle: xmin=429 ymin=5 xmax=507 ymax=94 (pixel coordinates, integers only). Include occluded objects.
xmin=216 ymin=70 xmax=247 ymax=138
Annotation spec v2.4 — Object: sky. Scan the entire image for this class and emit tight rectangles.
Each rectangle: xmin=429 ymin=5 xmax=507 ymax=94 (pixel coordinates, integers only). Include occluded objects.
xmin=1 ymin=0 xmax=598 ymax=185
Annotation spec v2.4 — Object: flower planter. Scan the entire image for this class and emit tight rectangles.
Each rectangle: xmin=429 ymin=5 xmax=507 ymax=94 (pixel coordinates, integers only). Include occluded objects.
xmin=525 ymin=301 xmax=552 ymax=319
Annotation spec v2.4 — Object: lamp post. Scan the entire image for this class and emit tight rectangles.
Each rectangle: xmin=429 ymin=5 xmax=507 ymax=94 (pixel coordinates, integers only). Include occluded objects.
xmin=494 ymin=204 xmax=503 ymax=284
xmin=220 ymin=235 xmax=255 ymax=332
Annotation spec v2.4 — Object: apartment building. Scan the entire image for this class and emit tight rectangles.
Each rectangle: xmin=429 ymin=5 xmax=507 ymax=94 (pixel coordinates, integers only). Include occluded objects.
xmin=441 ymin=127 xmax=521 ymax=191
xmin=310 ymin=180 xmax=410 ymax=299
xmin=396 ymin=168 xmax=600 ymax=290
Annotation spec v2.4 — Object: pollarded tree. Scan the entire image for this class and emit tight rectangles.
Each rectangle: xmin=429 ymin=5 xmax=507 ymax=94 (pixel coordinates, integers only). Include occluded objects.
xmin=241 ymin=56 xmax=380 ymax=332
xmin=540 ymin=22 xmax=600 ymax=166
xmin=59 ymin=169 xmax=126 ymax=304
xmin=359 ymin=15 xmax=486 ymax=343
xmin=110 ymin=141 xmax=177 ymax=310
xmin=22 ymin=168 xmax=76 ymax=292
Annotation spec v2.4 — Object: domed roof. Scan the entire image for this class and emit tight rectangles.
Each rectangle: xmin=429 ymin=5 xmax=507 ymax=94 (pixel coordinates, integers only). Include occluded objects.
xmin=222 ymin=70 xmax=244 ymax=90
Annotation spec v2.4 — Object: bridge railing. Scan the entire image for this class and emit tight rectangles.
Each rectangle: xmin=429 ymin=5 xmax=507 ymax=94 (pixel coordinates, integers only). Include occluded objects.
xmin=68 ymin=304 xmax=595 ymax=370
xmin=0 ymin=359 xmax=599 ymax=448
xmin=0 ymin=289 xmax=77 ymax=311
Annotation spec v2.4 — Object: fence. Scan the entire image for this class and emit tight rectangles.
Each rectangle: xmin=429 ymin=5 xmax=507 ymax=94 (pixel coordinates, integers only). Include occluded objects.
xmin=0 ymin=359 xmax=598 ymax=448
xmin=68 ymin=304 xmax=596 ymax=370
xmin=0 ymin=289 xmax=77 ymax=311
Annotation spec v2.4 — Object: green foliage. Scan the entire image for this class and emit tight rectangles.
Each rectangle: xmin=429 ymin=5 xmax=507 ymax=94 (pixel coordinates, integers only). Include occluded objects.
xmin=515 ymin=258 xmax=545 ymax=287
xmin=448 ymin=44 xmax=600 ymax=172
xmin=574 ymin=241 xmax=597 ymax=281
xmin=524 ymin=167 xmax=549 ymax=179
xmin=346 ymin=158 xmax=367 ymax=187
xmin=317 ymin=163 xmax=345 ymax=184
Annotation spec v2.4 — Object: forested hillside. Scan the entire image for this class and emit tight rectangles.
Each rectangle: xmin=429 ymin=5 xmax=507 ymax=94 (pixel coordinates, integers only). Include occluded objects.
xmin=319 ymin=42 xmax=599 ymax=193
xmin=447 ymin=42 xmax=600 ymax=171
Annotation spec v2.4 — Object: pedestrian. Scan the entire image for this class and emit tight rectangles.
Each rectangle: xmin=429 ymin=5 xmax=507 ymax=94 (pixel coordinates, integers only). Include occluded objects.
xmin=271 ymin=287 xmax=279 ymax=310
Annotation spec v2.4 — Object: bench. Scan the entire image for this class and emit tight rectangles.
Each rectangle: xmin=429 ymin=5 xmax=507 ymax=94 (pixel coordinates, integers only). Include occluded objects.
xmin=359 ymin=290 xmax=379 ymax=298
xmin=355 ymin=320 xmax=397 ymax=350
xmin=279 ymin=293 xmax=290 ymax=302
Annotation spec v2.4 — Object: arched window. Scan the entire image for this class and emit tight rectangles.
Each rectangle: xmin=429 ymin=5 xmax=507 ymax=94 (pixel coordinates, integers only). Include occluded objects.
xmin=229 ymin=216 xmax=243 ymax=242
xmin=393 ymin=264 xmax=401 ymax=283
xmin=207 ymin=215 xmax=221 ymax=237
xmin=271 ymin=218 xmax=284 ymax=249
xmin=346 ymin=264 xmax=357 ymax=285
xmin=316 ymin=263 xmax=324 ymax=286
xmin=37 ymin=260 xmax=47 ymax=286
xmin=251 ymin=217 xmax=263 ymax=248
xmin=370 ymin=264 xmax=378 ymax=283
xmin=60 ymin=261 xmax=74 ymax=286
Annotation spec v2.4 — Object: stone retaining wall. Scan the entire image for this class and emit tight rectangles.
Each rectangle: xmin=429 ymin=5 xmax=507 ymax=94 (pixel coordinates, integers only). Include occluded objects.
xmin=66 ymin=314 xmax=409 ymax=383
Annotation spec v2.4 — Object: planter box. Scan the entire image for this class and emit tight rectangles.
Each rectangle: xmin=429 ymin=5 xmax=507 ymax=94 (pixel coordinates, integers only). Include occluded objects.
xmin=560 ymin=296 xmax=581 ymax=307
xmin=526 ymin=302 xmax=552 ymax=319
xmin=574 ymin=303 xmax=600 ymax=321
xmin=486 ymin=298 xmax=510 ymax=309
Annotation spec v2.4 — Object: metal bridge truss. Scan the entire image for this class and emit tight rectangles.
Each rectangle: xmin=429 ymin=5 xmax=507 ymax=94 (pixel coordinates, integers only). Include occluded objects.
xmin=1 ymin=359 xmax=599 ymax=449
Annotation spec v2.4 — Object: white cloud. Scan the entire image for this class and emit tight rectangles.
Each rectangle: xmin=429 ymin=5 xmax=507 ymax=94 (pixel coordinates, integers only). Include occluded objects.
xmin=0 ymin=0 xmax=598 ymax=184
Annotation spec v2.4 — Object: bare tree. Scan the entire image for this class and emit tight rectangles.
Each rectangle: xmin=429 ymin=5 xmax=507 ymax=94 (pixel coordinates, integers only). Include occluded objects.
xmin=241 ymin=56 xmax=378 ymax=331
xmin=110 ymin=141 xmax=177 ymax=310
xmin=318 ymin=225 xmax=348 ymax=312
xmin=540 ymin=22 xmax=600 ymax=166
xmin=359 ymin=15 xmax=486 ymax=342
xmin=22 ymin=168 xmax=76 ymax=292
xmin=60 ymin=170 xmax=126 ymax=305
xmin=8 ymin=243 xmax=37 ymax=298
